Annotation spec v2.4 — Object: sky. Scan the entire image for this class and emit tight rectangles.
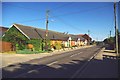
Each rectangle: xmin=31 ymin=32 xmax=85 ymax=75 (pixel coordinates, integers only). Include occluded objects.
xmin=1 ymin=2 xmax=118 ymax=41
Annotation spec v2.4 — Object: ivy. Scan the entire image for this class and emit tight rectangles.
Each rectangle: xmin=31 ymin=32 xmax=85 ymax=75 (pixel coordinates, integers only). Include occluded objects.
xmin=2 ymin=26 xmax=28 ymax=50
xmin=2 ymin=26 xmax=51 ymax=51
xmin=27 ymin=39 xmax=44 ymax=51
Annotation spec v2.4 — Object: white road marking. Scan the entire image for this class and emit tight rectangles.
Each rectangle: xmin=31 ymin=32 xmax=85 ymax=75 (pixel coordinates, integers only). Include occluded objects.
xmin=70 ymin=54 xmax=77 ymax=57
xmin=70 ymin=55 xmax=75 ymax=57
xmin=78 ymin=52 xmax=83 ymax=54
xmin=14 ymin=61 xmax=58 ymax=78
xmin=70 ymin=52 xmax=83 ymax=57
xmin=28 ymin=70 xmax=37 ymax=73
xmin=71 ymin=48 xmax=102 ymax=78
xmin=14 ymin=65 xmax=47 ymax=78
xmin=47 ymin=61 xmax=58 ymax=66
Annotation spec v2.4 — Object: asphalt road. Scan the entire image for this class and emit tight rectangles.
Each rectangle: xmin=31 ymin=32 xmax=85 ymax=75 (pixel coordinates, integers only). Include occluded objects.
xmin=2 ymin=45 xmax=102 ymax=78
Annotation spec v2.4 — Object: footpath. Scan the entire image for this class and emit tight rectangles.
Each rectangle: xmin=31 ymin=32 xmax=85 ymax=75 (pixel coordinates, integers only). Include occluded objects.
xmin=76 ymin=48 xmax=119 ymax=78
xmin=0 ymin=45 xmax=94 ymax=68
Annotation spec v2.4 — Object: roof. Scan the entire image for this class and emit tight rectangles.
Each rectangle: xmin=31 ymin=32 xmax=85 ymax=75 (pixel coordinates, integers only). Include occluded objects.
xmin=77 ymin=34 xmax=84 ymax=36
xmin=13 ymin=24 xmax=70 ymax=40
xmin=5 ymin=23 xmax=86 ymax=41
xmin=69 ymin=34 xmax=85 ymax=41
xmin=77 ymin=34 xmax=92 ymax=40
xmin=0 ymin=27 xmax=9 ymax=37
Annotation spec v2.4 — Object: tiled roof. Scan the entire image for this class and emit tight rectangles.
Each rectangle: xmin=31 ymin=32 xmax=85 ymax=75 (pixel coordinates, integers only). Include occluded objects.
xmin=77 ymin=34 xmax=92 ymax=40
xmin=13 ymin=24 xmax=69 ymax=40
xmin=6 ymin=23 xmax=87 ymax=41
xmin=69 ymin=34 xmax=85 ymax=41
xmin=0 ymin=26 xmax=9 ymax=37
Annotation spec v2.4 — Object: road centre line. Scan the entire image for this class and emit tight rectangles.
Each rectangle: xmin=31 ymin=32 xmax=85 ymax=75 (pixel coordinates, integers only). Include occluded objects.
xmin=47 ymin=61 xmax=58 ymax=66
xmin=15 ymin=51 xmax=84 ymax=78
xmin=70 ymin=52 xmax=83 ymax=57
xmin=14 ymin=50 xmax=86 ymax=78
xmin=70 ymin=48 xmax=102 ymax=79
xmin=14 ymin=65 xmax=47 ymax=78
xmin=14 ymin=61 xmax=58 ymax=78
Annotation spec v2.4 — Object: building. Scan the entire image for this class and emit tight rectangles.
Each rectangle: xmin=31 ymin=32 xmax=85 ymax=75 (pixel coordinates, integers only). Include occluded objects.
xmin=0 ymin=26 xmax=12 ymax=52
xmin=76 ymin=34 xmax=92 ymax=45
xmin=0 ymin=26 xmax=8 ymax=37
xmin=2 ymin=23 xmax=90 ymax=51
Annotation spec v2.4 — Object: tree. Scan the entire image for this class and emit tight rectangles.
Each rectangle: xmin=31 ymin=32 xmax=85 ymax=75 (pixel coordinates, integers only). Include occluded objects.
xmin=103 ymin=37 xmax=115 ymax=44
xmin=103 ymin=37 xmax=115 ymax=50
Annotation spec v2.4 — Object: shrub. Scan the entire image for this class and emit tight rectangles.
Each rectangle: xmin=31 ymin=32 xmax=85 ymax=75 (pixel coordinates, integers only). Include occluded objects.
xmin=16 ymin=49 xmax=33 ymax=54
xmin=55 ymin=42 xmax=62 ymax=50
xmin=27 ymin=39 xmax=44 ymax=51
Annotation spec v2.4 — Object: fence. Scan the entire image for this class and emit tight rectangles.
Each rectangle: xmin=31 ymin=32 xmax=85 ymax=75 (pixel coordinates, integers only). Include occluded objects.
xmin=0 ymin=41 xmax=12 ymax=52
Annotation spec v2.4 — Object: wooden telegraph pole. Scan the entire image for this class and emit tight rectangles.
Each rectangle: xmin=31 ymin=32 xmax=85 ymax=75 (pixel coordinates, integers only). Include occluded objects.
xmin=88 ymin=30 xmax=90 ymax=45
xmin=114 ymin=2 xmax=119 ymax=56
xmin=45 ymin=10 xmax=50 ymax=51
xmin=110 ymin=30 xmax=111 ymax=38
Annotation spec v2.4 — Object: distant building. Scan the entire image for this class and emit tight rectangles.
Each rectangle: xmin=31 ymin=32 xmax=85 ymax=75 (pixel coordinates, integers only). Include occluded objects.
xmin=0 ymin=26 xmax=8 ymax=37
xmin=77 ymin=34 xmax=92 ymax=45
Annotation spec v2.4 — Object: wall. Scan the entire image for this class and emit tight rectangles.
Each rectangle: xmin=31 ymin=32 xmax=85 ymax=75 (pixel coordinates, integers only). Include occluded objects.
xmin=0 ymin=41 xmax=12 ymax=52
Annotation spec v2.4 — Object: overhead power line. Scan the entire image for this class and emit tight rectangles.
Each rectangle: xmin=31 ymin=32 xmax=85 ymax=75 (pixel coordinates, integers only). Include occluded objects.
xmin=50 ymin=4 xmax=112 ymax=18
xmin=48 ymin=4 xmax=112 ymax=32
xmin=4 ymin=3 xmax=40 ymax=11
xmin=50 ymin=2 xmax=73 ymax=12
xmin=4 ymin=2 xmax=73 ymax=13
xmin=14 ymin=18 xmax=46 ymax=23
xmin=5 ymin=3 xmax=112 ymax=25
xmin=54 ymin=16 xmax=83 ymax=32
xmin=4 ymin=2 xmax=73 ymax=25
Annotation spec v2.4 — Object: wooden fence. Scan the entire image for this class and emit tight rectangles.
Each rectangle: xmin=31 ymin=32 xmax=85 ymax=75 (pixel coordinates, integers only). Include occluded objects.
xmin=0 ymin=41 xmax=12 ymax=52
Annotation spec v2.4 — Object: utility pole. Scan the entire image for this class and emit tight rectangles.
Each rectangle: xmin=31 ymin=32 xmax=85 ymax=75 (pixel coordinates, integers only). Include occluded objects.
xmin=110 ymin=30 xmax=111 ymax=38
xmin=88 ymin=30 xmax=90 ymax=45
xmin=45 ymin=10 xmax=50 ymax=50
xmin=88 ymin=30 xmax=90 ymax=36
xmin=114 ymin=2 xmax=119 ymax=56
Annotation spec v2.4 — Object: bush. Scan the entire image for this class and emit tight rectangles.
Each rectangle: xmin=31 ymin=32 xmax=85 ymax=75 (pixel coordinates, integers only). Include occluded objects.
xmin=55 ymin=42 xmax=62 ymax=50
xmin=27 ymin=39 xmax=44 ymax=51
xmin=16 ymin=49 xmax=33 ymax=54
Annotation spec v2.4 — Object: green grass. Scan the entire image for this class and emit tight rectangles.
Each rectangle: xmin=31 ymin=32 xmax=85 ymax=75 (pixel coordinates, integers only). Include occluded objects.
xmin=2 ymin=51 xmax=16 ymax=54
xmin=16 ymin=49 xmax=47 ymax=54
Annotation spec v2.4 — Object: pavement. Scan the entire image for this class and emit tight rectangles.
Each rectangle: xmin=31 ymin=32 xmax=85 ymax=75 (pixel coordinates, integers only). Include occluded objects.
xmin=0 ymin=45 xmax=94 ymax=68
xmin=75 ymin=48 xmax=119 ymax=78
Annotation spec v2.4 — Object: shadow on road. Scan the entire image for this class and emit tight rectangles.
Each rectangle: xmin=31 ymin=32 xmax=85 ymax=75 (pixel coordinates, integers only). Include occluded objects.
xmin=2 ymin=54 xmax=119 ymax=79
xmin=78 ymin=56 xmax=118 ymax=78
xmin=2 ymin=59 xmax=87 ymax=78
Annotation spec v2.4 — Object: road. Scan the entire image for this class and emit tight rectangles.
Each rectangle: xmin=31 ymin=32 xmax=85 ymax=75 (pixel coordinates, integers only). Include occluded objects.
xmin=2 ymin=45 xmax=102 ymax=78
